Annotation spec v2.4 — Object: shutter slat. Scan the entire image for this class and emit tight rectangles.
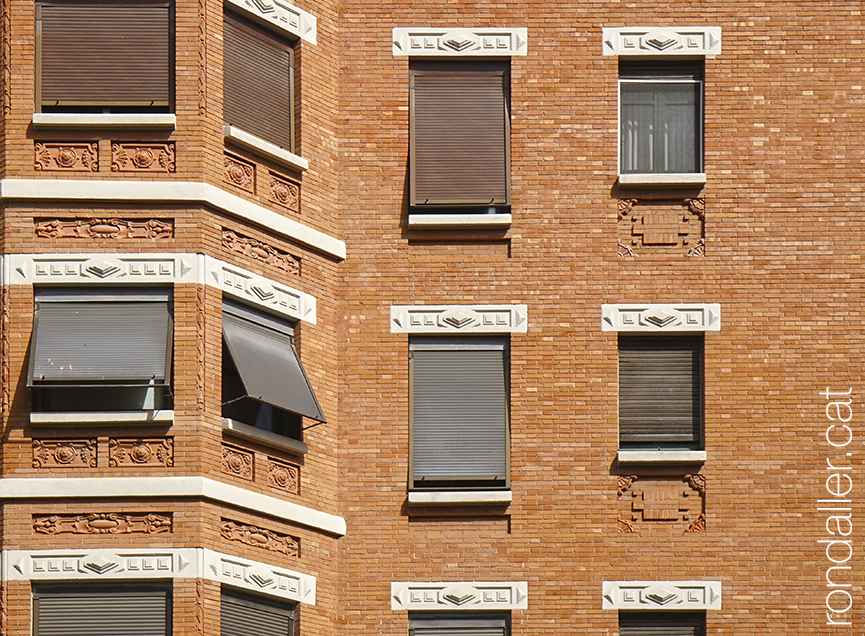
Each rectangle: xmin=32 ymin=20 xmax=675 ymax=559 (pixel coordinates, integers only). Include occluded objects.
xmin=221 ymin=590 xmax=294 ymax=636
xmin=35 ymin=589 xmax=169 ymax=636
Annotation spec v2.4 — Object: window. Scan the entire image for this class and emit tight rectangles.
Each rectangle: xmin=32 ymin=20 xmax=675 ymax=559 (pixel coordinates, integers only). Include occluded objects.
xmin=222 ymin=300 xmax=325 ymax=440
xmin=221 ymin=588 xmax=295 ymax=636
xmin=223 ymin=11 xmax=295 ymax=151
xmin=618 ymin=334 xmax=703 ymax=449
xmin=36 ymin=0 xmax=172 ymax=113
xmin=409 ymin=337 xmax=509 ymax=490
xmin=34 ymin=583 xmax=171 ymax=636
xmin=619 ymin=60 xmax=703 ymax=176
xmin=619 ymin=611 xmax=706 ymax=636
xmin=409 ymin=613 xmax=509 ymax=636
xmin=409 ymin=60 xmax=510 ymax=210
xmin=28 ymin=288 xmax=173 ymax=411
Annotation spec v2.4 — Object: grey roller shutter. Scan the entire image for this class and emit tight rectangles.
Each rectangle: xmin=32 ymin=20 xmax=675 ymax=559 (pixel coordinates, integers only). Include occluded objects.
xmin=224 ymin=13 xmax=294 ymax=150
xmin=38 ymin=0 xmax=171 ymax=109
xmin=410 ymin=61 xmax=510 ymax=207
xmin=410 ymin=338 xmax=508 ymax=487
xmin=222 ymin=302 xmax=325 ymax=422
xmin=34 ymin=585 xmax=170 ymax=636
xmin=410 ymin=614 xmax=508 ymax=636
xmin=618 ymin=335 xmax=703 ymax=445
xmin=29 ymin=289 xmax=172 ymax=386
xmin=221 ymin=589 xmax=294 ymax=636
xmin=619 ymin=611 xmax=705 ymax=636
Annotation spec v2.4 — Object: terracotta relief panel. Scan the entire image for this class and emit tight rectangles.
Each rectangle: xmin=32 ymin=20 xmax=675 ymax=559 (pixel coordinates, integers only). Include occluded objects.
xmin=108 ymin=438 xmax=174 ymax=467
xmin=111 ymin=143 xmax=176 ymax=172
xmin=34 ymin=513 xmax=172 ymax=535
xmin=224 ymin=153 xmax=255 ymax=193
xmin=33 ymin=439 xmax=97 ymax=468
xmin=617 ymin=474 xmax=705 ymax=534
xmin=35 ymin=142 xmax=98 ymax=172
xmin=222 ymin=444 xmax=253 ymax=480
xmin=267 ymin=457 xmax=299 ymax=494
xmin=221 ymin=519 xmax=299 ymax=556
xmin=222 ymin=229 xmax=301 ymax=276
xmin=36 ymin=218 xmax=173 ymax=240
xmin=269 ymin=173 xmax=300 ymax=213
xmin=617 ymin=198 xmax=705 ymax=256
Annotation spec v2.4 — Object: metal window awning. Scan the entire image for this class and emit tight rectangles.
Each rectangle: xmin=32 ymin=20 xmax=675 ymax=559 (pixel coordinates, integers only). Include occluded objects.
xmin=222 ymin=307 xmax=326 ymax=423
xmin=28 ymin=291 xmax=172 ymax=387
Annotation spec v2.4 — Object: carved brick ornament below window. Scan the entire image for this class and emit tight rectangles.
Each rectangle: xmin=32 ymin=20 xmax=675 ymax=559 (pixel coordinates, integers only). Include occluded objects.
xmin=617 ymin=474 xmax=706 ymax=533
xmin=617 ymin=198 xmax=705 ymax=256
xmin=36 ymin=218 xmax=173 ymax=240
xmin=267 ymin=457 xmax=299 ymax=494
xmin=269 ymin=173 xmax=300 ymax=213
xmin=222 ymin=444 xmax=254 ymax=480
xmin=222 ymin=230 xmax=301 ymax=276
xmin=108 ymin=438 xmax=174 ymax=467
xmin=33 ymin=439 xmax=97 ymax=468
xmin=35 ymin=142 xmax=98 ymax=172
xmin=111 ymin=143 xmax=176 ymax=172
xmin=224 ymin=153 xmax=255 ymax=193
xmin=221 ymin=519 xmax=299 ymax=556
xmin=34 ymin=513 xmax=172 ymax=535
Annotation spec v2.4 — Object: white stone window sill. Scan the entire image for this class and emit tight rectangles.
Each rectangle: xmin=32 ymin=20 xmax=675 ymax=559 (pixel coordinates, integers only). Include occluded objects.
xmin=32 ymin=113 xmax=177 ymax=129
xmin=30 ymin=410 xmax=175 ymax=425
xmin=617 ymin=450 xmax=707 ymax=463
xmin=618 ymin=173 xmax=706 ymax=186
xmin=222 ymin=417 xmax=309 ymax=455
xmin=223 ymin=125 xmax=309 ymax=173
xmin=408 ymin=213 xmax=512 ymax=228
xmin=408 ymin=490 xmax=512 ymax=505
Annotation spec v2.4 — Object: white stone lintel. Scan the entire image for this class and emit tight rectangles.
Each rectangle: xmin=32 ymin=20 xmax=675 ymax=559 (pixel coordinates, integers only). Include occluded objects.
xmin=602 ymin=303 xmax=720 ymax=332
xmin=408 ymin=490 xmax=512 ymax=505
xmin=0 ymin=179 xmax=345 ymax=261
xmin=225 ymin=0 xmax=316 ymax=44
xmin=391 ymin=305 xmax=528 ymax=334
xmin=32 ymin=113 xmax=177 ymax=129
xmin=393 ymin=28 xmax=527 ymax=57
xmin=602 ymin=581 xmax=722 ymax=610
xmin=408 ymin=213 xmax=512 ymax=228
xmin=391 ymin=581 xmax=528 ymax=610
xmin=223 ymin=125 xmax=309 ymax=173
xmin=602 ymin=27 xmax=721 ymax=57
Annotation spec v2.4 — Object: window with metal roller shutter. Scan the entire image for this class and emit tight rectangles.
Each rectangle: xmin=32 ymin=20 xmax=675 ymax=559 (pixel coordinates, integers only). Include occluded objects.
xmin=409 ymin=60 xmax=510 ymax=208
xmin=409 ymin=337 xmax=509 ymax=490
xmin=618 ymin=334 xmax=703 ymax=449
xmin=409 ymin=613 xmax=509 ymax=636
xmin=619 ymin=611 xmax=706 ymax=636
xmin=221 ymin=588 xmax=295 ymax=636
xmin=223 ymin=12 xmax=295 ymax=151
xmin=33 ymin=584 xmax=171 ymax=636
xmin=36 ymin=0 xmax=172 ymax=112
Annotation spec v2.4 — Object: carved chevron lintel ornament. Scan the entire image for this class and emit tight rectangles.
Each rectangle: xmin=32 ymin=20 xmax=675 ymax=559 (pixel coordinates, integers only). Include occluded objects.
xmin=205 ymin=551 xmax=315 ymax=604
xmin=602 ymin=27 xmax=721 ymax=56
xmin=601 ymin=303 xmax=720 ymax=332
xmin=393 ymin=28 xmax=528 ymax=57
xmin=3 ymin=254 xmax=316 ymax=324
xmin=391 ymin=582 xmax=528 ymax=610
xmin=225 ymin=0 xmax=317 ymax=43
xmin=602 ymin=581 xmax=722 ymax=610
xmin=390 ymin=305 xmax=528 ymax=334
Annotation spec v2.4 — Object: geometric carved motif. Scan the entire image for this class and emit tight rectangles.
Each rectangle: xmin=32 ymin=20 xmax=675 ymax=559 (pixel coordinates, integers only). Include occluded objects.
xmin=220 ymin=519 xmax=299 ymax=556
xmin=390 ymin=305 xmax=529 ymax=334
xmin=617 ymin=475 xmax=706 ymax=534
xmin=269 ymin=172 xmax=300 ymax=213
xmin=224 ymin=153 xmax=255 ymax=193
xmin=601 ymin=303 xmax=721 ymax=332
xmin=111 ymin=143 xmax=176 ymax=172
xmin=267 ymin=457 xmax=299 ymax=495
xmin=602 ymin=27 xmax=722 ymax=57
xmin=32 ymin=439 xmax=97 ymax=468
xmin=34 ymin=142 xmax=98 ymax=172
xmin=390 ymin=582 xmax=529 ymax=610
xmin=34 ymin=513 xmax=172 ymax=535
xmin=392 ymin=28 xmax=528 ymax=57
xmin=222 ymin=230 xmax=301 ymax=276
xmin=602 ymin=580 xmax=722 ymax=610
xmin=108 ymin=438 xmax=174 ymax=467
xmin=222 ymin=444 xmax=253 ymax=480
xmin=618 ymin=198 xmax=705 ymax=256
xmin=35 ymin=218 xmax=174 ymax=240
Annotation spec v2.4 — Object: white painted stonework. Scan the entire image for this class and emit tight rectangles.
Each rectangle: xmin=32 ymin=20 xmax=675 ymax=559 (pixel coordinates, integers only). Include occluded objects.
xmin=601 ymin=303 xmax=721 ymax=332
xmin=391 ymin=305 xmax=528 ymax=334
xmin=223 ymin=125 xmax=309 ymax=172
xmin=4 ymin=253 xmax=317 ymax=324
xmin=225 ymin=0 xmax=317 ymax=44
xmin=32 ymin=113 xmax=177 ymax=129
xmin=602 ymin=27 xmax=721 ymax=56
xmin=408 ymin=213 xmax=512 ymax=228
xmin=391 ymin=582 xmax=528 ymax=610
xmin=3 ymin=548 xmax=316 ymax=604
xmin=393 ymin=28 xmax=528 ymax=57
xmin=602 ymin=581 xmax=722 ymax=610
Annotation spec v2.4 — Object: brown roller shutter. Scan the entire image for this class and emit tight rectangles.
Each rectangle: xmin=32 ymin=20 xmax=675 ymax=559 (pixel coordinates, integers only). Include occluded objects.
xmin=410 ymin=614 xmax=509 ymax=636
xmin=618 ymin=335 xmax=703 ymax=446
xmin=619 ymin=611 xmax=705 ymax=636
xmin=221 ymin=589 xmax=295 ymax=636
xmin=410 ymin=60 xmax=510 ymax=207
xmin=37 ymin=0 xmax=171 ymax=110
xmin=224 ymin=14 xmax=294 ymax=151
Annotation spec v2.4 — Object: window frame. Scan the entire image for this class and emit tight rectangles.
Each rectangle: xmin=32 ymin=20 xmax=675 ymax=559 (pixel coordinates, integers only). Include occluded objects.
xmin=618 ymin=610 xmax=706 ymax=636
